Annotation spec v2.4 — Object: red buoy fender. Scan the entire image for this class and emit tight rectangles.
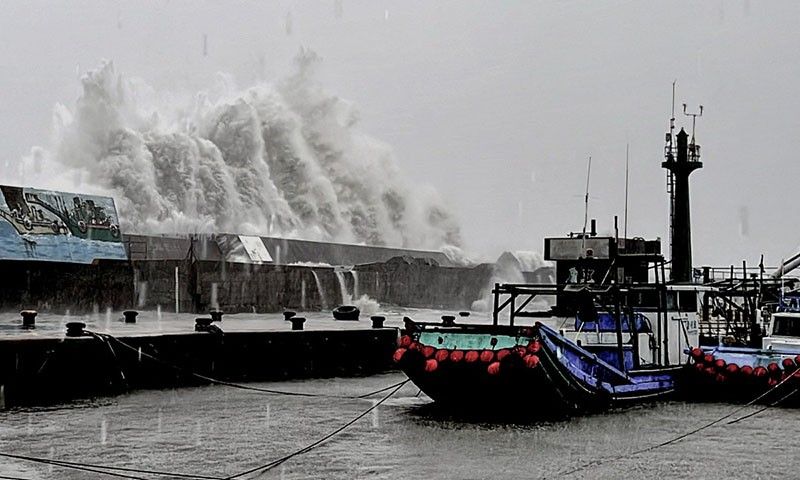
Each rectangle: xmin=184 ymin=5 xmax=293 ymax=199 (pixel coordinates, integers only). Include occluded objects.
xmin=479 ymin=350 xmax=495 ymax=363
xmin=421 ymin=346 xmax=436 ymax=358
xmin=450 ymin=350 xmax=465 ymax=362
xmin=424 ymin=359 xmax=438 ymax=373
xmin=487 ymin=362 xmax=501 ymax=375
xmin=524 ymin=354 xmax=540 ymax=369
xmin=398 ymin=335 xmax=412 ymax=348
xmin=496 ymin=349 xmax=512 ymax=361
xmin=690 ymin=347 xmax=704 ymax=360
xmin=393 ymin=348 xmax=407 ymax=363
xmin=740 ymin=365 xmax=753 ymax=376
xmin=435 ymin=349 xmax=450 ymax=362
xmin=527 ymin=340 xmax=541 ymax=354
xmin=465 ymin=351 xmax=480 ymax=363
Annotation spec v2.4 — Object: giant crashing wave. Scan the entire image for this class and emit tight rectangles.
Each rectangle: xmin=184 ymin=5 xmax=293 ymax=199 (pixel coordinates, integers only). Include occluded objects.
xmin=33 ymin=50 xmax=462 ymax=251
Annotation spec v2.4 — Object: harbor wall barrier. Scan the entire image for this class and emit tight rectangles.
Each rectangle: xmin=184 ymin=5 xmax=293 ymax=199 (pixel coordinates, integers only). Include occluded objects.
xmin=0 ymin=328 xmax=398 ymax=407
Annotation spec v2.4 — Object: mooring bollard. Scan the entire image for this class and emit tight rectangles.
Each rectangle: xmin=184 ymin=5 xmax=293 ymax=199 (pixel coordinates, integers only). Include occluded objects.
xmin=20 ymin=310 xmax=37 ymax=329
xmin=210 ymin=310 xmax=224 ymax=322
xmin=441 ymin=315 xmax=456 ymax=327
xmin=290 ymin=317 xmax=306 ymax=331
xmin=65 ymin=322 xmax=86 ymax=337
xmin=122 ymin=310 xmax=138 ymax=323
xmin=459 ymin=311 xmax=470 ymax=317
xmin=195 ymin=317 xmax=213 ymax=332
xmin=371 ymin=316 xmax=386 ymax=329
xmin=283 ymin=310 xmax=296 ymax=321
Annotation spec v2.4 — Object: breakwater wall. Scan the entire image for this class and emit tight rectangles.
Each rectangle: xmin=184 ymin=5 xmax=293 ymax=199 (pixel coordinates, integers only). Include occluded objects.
xmin=0 ymin=327 xmax=398 ymax=407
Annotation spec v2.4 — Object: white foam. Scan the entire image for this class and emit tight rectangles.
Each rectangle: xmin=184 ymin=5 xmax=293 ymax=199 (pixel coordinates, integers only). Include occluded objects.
xmin=11 ymin=50 xmax=462 ymax=250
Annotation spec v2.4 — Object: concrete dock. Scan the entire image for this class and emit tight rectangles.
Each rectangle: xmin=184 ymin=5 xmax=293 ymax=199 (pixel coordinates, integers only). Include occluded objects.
xmin=0 ymin=307 xmax=479 ymax=408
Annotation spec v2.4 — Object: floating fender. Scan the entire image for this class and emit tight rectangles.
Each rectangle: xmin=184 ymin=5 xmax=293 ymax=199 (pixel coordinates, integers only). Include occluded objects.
xmin=333 ymin=305 xmax=360 ymax=321
xmin=398 ymin=335 xmax=412 ymax=348
xmin=527 ymin=340 xmax=541 ymax=354
xmin=424 ymin=359 xmax=438 ymax=373
xmin=421 ymin=345 xmax=435 ymax=358
xmin=479 ymin=350 xmax=494 ymax=363
xmin=487 ymin=362 xmax=501 ymax=375
xmin=450 ymin=350 xmax=465 ymax=362
xmin=434 ymin=349 xmax=450 ymax=362
xmin=464 ymin=351 xmax=479 ymax=363
xmin=393 ymin=348 xmax=407 ymax=363
xmin=523 ymin=354 xmax=540 ymax=369
xmin=496 ymin=349 xmax=512 ymax=362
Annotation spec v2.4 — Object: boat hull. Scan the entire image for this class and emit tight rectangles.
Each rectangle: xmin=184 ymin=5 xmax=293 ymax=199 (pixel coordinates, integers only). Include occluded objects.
xmin=396 ymin=322 xmax=682 ymax=416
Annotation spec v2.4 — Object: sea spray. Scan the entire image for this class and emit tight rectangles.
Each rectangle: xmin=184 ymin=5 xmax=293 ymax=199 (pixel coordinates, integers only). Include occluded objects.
xmin=13 ymin=50 xmax=461 ymax=250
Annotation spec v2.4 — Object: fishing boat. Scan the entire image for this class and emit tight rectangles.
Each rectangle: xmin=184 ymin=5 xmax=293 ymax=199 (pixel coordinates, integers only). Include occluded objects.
xmin=394 ymin=99 xmax=710 ymax=415
xmin=686 ymin=292 xmax=800 ymax=406
xmin=395 ymin=232 xmax=700 ymax=414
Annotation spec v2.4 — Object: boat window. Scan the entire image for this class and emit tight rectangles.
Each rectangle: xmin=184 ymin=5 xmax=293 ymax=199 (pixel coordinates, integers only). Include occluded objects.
xmin=772 ymin=315 xmax=800 ymax=337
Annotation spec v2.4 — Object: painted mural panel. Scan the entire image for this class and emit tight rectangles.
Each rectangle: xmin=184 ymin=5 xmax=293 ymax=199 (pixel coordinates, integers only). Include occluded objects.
xmin=0 ymin=185 xmax=127 ymax=263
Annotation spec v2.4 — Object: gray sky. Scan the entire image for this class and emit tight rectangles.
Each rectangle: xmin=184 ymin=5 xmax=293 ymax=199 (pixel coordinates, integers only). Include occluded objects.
xmin=1 ymin=0 xmax=799 ymax=266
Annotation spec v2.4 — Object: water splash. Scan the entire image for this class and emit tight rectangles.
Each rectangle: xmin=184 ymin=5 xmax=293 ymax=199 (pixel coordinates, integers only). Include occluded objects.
xmin=351 ymin=270 xmax=359 ymax=299
xmin=311 ymin=270 xmax=328 ymax=310
xmin=14 ymin=50 xmax=461 ymax=250
xmin=335 ymin=270 xmax=350 ymax=304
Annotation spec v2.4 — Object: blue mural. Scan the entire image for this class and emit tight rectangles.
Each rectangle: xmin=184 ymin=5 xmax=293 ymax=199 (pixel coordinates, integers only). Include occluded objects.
xmin=0 ymin=185 xmax=127 ymax=263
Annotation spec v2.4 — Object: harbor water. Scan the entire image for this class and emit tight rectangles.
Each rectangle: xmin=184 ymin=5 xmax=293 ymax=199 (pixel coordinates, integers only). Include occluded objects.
xmin=1 ymin=371 xmax=798 ymax=479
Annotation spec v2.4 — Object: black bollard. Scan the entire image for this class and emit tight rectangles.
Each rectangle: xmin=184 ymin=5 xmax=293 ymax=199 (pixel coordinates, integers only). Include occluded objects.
xmin=210 ymin=310 xmax=224 ymax=322
xmin=65 ymin=322 xmax=86 ymax=337
xmin=371 ymin=316 xmax=386 ymax=329
xmin=195 ymin=317 xmax=213 ymax=332
xmin=290 ymin=317 xmax=306 ymax=331
xmin=20 ymin=310 xmax=37 ymax=329
xmin=441 ymin=315 xmax=456 ymax=327
xmin=458 ymin=311 xmax=470 ymax=317
xmin=122 ymin=310 xmax=138 ymax=323
xmin=283 ymin=310 xmax=296 ymax=321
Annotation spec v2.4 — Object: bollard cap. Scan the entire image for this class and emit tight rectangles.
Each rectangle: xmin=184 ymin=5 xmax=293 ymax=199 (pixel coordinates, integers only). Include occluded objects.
xmin=65 ymin=322 xmax=86 ymax=337
xmin=290 ymin=316 xmax=306 ymax=331
xmin=195 ymin=317 xmax=213 ymax=327
xmin=370 ymin=316 xmax=386 ymax=329
xmin=458 ymin=311 xmax=470 ymax=317
xmin=283 ymin=310 xmax=297 ymax=321
xmin=210 ymin=310 xmax=224 ymax=322
xmin=122 ymin=310 xmax=138 ymax=323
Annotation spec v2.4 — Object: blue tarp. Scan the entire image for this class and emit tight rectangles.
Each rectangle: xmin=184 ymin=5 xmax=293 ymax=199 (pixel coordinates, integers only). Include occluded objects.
xmin=575 ymin=312 xmax=651 ymax=333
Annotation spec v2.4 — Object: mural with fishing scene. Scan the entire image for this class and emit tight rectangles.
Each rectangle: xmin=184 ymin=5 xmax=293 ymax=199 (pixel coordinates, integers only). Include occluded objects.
xmin=0 ymin=185 xmax=127 ymax=263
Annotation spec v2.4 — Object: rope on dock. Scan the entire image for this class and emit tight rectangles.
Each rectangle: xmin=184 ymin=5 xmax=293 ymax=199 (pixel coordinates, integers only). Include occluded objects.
xmin=224 ymin=379 xmax=410 ymax=479
xmin=554 ymin=372 xmax=799 ymax=478
xmin=91 ymin=331 xmax=406 ymax=400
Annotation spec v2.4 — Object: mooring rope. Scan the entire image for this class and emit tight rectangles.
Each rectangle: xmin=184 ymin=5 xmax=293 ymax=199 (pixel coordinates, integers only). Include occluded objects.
xmin=224 ymin=379 xmax=410 ymax=479
xmin=90 ymin=331 xmax=406 ymax=400
xmin=553 ymin=371 xmax=799 ymax=478
xmin=0 ymin=451 xmax=223 ymax=479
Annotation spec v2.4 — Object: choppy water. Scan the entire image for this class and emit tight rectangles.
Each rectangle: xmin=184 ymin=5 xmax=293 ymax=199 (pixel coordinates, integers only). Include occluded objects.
xmin=1 ymin=372 xmax=798 ymax=479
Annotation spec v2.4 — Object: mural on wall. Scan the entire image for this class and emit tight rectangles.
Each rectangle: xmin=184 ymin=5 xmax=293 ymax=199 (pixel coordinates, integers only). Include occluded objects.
xmin=0 ymin=185 xmax=127 ymax=263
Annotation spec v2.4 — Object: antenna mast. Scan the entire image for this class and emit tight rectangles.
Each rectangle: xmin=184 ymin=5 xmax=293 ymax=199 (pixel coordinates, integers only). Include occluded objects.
xmin=581 ymin=155 xmax=592 ymax=253
xmin=624 ymin=143 xmax=630 ymax=241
